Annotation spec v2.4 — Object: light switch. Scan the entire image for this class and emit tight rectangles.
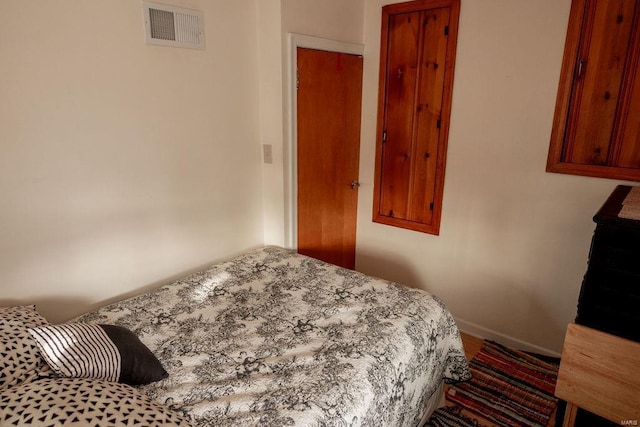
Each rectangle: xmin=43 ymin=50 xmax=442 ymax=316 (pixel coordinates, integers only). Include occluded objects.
xmin=263 ymin=144 xmax=273 ymax=164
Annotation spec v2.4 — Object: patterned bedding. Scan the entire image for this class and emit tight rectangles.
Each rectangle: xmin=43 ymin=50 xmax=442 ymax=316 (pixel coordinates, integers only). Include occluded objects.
xmin=76 ymin=246 xmax=471 ymax=426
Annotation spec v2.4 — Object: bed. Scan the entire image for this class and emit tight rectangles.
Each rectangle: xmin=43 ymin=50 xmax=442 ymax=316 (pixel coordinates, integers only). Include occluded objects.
xmin=1 ymin=246 xmax=470 ymax=426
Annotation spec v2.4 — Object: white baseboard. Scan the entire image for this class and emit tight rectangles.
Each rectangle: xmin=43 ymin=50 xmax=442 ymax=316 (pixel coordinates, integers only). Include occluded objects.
xmin=455 ymin=317 xmax=562 ymax=358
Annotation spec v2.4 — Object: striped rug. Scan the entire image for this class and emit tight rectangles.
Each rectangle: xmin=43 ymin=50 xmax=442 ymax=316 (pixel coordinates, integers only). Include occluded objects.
xmin=427 ymin=340 xmax=559 ymax=427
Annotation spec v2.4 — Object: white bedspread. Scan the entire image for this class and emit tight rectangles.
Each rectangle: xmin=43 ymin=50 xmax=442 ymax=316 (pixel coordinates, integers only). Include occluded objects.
xmin=77 ymin=247 xmax=470 ymax=426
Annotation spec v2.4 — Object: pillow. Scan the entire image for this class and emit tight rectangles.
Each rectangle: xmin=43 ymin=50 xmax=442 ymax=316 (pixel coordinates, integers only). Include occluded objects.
xmin=0 ymin=377 xmax=191 ymax=426
xmin=29 ymin=323 xmax=168 ymax=386
xmin=0 ymin=305 xmax=53 ymax=389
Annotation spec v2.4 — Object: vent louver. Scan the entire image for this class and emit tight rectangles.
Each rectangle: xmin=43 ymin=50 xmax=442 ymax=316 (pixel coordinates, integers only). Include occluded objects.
xmin=143 ymin=1 xmax=204 ymax=49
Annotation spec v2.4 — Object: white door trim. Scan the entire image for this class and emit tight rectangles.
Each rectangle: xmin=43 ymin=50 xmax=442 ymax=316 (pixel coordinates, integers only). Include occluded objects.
xmin=284 ymin=33 xmax=364 ymax=249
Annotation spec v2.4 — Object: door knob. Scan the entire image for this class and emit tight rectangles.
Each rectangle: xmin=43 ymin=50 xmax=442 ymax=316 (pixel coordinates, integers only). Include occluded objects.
xmin=351 ymin=181 xmax=361 ymax=189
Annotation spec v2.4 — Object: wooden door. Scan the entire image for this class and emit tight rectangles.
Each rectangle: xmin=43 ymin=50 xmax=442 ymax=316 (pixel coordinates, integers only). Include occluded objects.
xmin=547 ymin=0 xmax=640 ymax=181
xmin=562 ymin=0 xmax=638 ymax=165
xmin=373 ymin=0 xmax=460 ymax=235
xmin=297 ymin=47 xmax=363 ymax=269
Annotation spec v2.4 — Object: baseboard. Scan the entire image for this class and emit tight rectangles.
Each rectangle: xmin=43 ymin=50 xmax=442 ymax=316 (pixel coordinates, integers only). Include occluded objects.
xmin=455 ymin=317 xmax=562 ymax=358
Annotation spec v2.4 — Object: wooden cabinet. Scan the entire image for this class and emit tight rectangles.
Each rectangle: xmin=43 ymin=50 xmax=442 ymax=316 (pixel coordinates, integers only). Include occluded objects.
xmin=576 ymin=185 xmax=640 ymax=343
xmin=547 ymin=0 xmax=640 ymax=181
xmin=373 ymin=0 xmax=460 ymax=234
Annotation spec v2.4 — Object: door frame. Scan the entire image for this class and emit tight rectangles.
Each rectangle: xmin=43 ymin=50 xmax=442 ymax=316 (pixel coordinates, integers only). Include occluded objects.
xmin=284 ymin=33 xmax=364 ymax=249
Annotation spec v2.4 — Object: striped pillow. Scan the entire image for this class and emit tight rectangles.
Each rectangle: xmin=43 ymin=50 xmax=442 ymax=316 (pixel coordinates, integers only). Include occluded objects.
xmin=28 ymin=324 xmax=168 ymax=385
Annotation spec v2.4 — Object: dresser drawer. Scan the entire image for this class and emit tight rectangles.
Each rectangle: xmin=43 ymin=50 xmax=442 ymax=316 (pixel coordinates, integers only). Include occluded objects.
xmin=576 ymin=303 xmax=640 ymax=342
xmin=577 ymin=269 xmax=640 ymax=343
xmin=589 ymin=225 xmax=640 ymax=274
xmin=580 ymin=267 xmax=640 ymax=301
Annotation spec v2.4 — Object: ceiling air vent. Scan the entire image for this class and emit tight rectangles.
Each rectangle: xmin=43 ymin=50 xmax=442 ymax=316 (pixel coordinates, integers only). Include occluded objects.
xmin=143 ymin=1 xmax=204 ymax=50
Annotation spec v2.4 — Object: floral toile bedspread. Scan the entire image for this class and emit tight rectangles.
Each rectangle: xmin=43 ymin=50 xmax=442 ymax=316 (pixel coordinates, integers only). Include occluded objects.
xmin=76 ymin=247 xmax=470 ymax=426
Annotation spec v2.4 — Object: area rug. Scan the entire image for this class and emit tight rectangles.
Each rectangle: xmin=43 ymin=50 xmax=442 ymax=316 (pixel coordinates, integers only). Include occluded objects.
xmin=427 ymin=404 xmax=486 ymax=427
xmin=427 ymin=340 xmax=560 ymax=427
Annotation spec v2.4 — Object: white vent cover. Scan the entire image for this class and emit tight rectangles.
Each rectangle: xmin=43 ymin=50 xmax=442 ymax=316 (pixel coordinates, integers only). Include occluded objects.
xmin=143 ymin=1 xmax=204 ymax=49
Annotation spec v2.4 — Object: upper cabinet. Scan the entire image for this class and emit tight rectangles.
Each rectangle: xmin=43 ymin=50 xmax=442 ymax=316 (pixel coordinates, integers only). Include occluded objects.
xmin=547 ymin=0 xmax=640 ymax=181
xmin=373 ymin=0 xmax=460 ymax=235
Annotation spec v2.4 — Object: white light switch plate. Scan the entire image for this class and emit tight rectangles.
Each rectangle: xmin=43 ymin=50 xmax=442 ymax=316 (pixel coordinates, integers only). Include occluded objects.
xmin=263 ymin=144 xmax=273 ymax=164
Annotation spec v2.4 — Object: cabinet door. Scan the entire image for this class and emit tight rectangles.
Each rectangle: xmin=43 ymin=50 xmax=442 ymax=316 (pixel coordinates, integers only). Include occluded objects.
xmin=378 ymin=11 xmax=422 ymax=222
xmin=613 ymin=17 xmax=640 ymax=168
xmin=562 ymin=0 xmax=637 ymax=166
xmin=373 ymin=0 xmax=460 ymax=235
xmin=410 ymin=7 xmax=450 ymax=225
xmin=547 ymin=0 xmax=640 ymax=180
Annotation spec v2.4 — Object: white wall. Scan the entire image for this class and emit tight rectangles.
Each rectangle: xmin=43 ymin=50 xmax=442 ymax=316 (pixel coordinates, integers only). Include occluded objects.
xmin=282 ymin=0 xmax=364 ymax=45
xmin=258 ymin=0 xmax=286 ymax=247
xmin=0 ymin=1 xmax=264 ymax=323
xmin=357 ymin=0 xmax=630 ymax=353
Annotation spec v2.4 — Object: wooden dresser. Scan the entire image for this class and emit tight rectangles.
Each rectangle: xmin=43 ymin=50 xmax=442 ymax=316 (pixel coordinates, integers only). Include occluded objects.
xmin=575 ymin=185 xmax=640 ymax=342
xmin=556 ymin=186 xmax=640 ymax=426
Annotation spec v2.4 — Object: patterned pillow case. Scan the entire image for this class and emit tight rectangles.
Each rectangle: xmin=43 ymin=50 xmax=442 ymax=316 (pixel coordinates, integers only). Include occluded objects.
xmin=0 ymin=305 xmax=53 ymax=389
xmin=0 ymin=377 xmax=192 ymax=426
xmin=29 ymin=323 xmax=168 ymax=385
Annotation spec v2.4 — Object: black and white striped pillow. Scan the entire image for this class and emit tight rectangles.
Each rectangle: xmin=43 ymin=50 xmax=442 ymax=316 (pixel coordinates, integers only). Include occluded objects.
xmin=28 ymin=324 xmax=168 ymax=386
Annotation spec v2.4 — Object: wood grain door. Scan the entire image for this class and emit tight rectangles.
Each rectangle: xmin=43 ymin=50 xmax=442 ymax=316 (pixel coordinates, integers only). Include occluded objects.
xmin=562 ymin=0 xmax=638 ymax=166
xmin=373 ymin=1 xmax=460 ymax=235
xmin=297 ymin=47 xmax=363 ymax=269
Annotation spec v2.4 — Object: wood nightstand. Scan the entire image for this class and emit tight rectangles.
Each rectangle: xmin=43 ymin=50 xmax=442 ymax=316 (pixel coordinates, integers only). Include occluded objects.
xmin=555 ymin=323 xmax=640 ymax=427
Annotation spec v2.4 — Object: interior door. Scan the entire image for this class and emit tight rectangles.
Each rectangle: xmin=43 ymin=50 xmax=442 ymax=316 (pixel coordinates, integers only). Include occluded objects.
xmin=297 ymin=47 xmax=363 ymax=269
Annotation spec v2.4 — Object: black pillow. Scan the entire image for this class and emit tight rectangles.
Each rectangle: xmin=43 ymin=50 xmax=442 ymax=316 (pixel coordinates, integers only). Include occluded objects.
xmin=29 ymin=323 xmax=168 ymax=385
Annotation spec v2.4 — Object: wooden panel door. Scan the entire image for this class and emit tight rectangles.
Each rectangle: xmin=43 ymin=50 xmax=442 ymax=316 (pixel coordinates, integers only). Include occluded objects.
xmin=613 ymin=9 xmax=640 ymax=168
xmin=562 ymin=0 xmax=637 ymax=165
xmin=373 ymin=0 xmax=460 ymax=235
xmin=408 ymin=8 xmax=450 ymax=224
xmin=297 ymin=47 xmax=363 ymax=269
xmin=378 ymin=11 xmax=422 ymax=222
xmin=379 ymin=8 xmax=450 ymax=225
xmin=547 ymin=0 xmax=640 ymax=181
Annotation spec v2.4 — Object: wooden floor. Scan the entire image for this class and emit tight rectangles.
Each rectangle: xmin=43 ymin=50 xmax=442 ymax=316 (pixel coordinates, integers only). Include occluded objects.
xmin=457 ymin=332 xmax=557 ymax=427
